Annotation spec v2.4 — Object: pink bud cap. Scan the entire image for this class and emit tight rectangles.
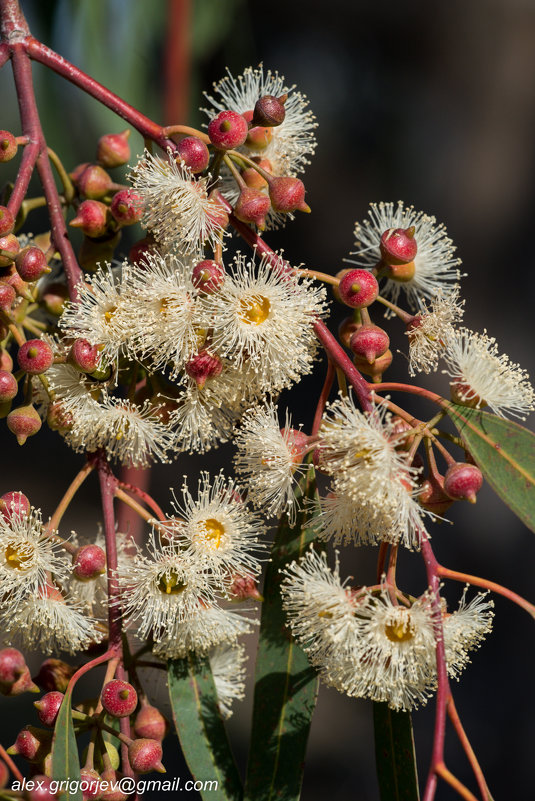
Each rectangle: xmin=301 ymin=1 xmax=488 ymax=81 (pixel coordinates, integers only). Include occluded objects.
xmin=69 ymin=200 xmax=109 ymax=238
xmin=7 ymin=403 xmax=42 ymax=445
xmin=14 ymin=246 xmax=49 ymax=282
xmin=17 ymin=339 xmax=54 ymax=375
xmin=338 ymin=269 xmax=379 ymax=308
xmin=97 ymin=130 xmax=131 ymax=168
xmin=208 ymin=110 xmax=249 ymax=150
xmin=176 ymin=136 xmax=210 ymax=173
xmin=0 ymin=131 xmax=17 ymax=162
xmin=268 ymin=176 xmax=310 ymax=214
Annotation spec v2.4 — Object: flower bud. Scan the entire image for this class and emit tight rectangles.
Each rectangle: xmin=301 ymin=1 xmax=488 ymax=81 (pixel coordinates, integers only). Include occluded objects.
xmin=418 ymin=476 xmax=453 ymax=516
xmin=0 ymin=370 xmax=17 ymax=402
xmin=0 ymin=131 xmax=17 ymax=162
xmin=134 ymin=704 xmax=169 ymax=741
xmin=69 ymin=162 xmax=90 ymax=184
xmin=338 ymin=269 xmax=378 ymax=309
xmin=110 ymin=189 xmax=143 ymax=226
xmin=34 ymin=691 xmax=64 ymax=727
xmin=70 ymin=200 xmax=110 ymax=238
xmin=0 ymin=205 xmax=15 ymax=236
xmin=99 ymin=770 xmax=128 ymax=801
xmin=251 ymin=94 xmax=287 ymax=127
xmin=206 ymin=190 xmax=230 ymax=229
xmin=353 ymin=349 xmax=393 ymax=382
xmin=349 ymin=324 xmax=390 ymax=364
xmin=79 ymin=768 xmax=101 ymax=801
xmin=443 ymin=462 xmax=483 ymax=503
xmin=46 ymin=400 xmax=73 ymax=434
xmin=338 ymin=315 xmax=362 ymax=348
xmin=7 ymin=726 xmax=52 ymax=762
xmin=192 ymin=259 xmax=225 ymax=294
xmin=228 ymin=574 xmax=263 ymax=602
xmin=78 ymin=165 xmax=113 ymax=199
xmin=176 ymin=136 xmax=210 ymax=173
xmin=185 ymin=350 xmax=223 ymax=389
xmin=26 ymin=775 xmax=58 ymax=801
xmin=268 ymin=176 xmax=310 ymax=214
xmin=101 ymin=679 xmax=138 ymax=718
xmin=96 ymin=130 xmax=131 ymax=168
xmin=41 ymin=282 xmax=69 ymax=316
xmin=0 ymin=491 xmax=30 ymax=522
xmin=0 ymin=348 xmax=13 ymax=372
xmin=0 ymin=647 xmax=26 ymax=686
xmin=242 ymin=110 xmax=273 ymax=150
xmin=385 ymin=261 xmax=416 ymax=283
xmin=18 ymin=339 xmax=54 ymax=375
xmin=0 ymin=283 xmax=16 ymax=311
xmin=234 ymin=187 xmax=271 ymax=230
xmin=0 ymin=233 xmax=20 ymax=267
xmin=208 ymin=110 xmax=249 ymax=150
xmin=380 ymin=226 xmax=417 ymax=265
xmin=14 ymin=246 xmax=49 ymax=282
xmin=72 ymin=544 xmax=106 ymax=580
xmin=34 ymin=659 xmax=75 ymax=692
xmin=0 ymin=664 xmax=38 ymax=696
xmin=128 ymin=739 xmax=165 ymax=774
xmin=241 ymin=157 xmax=272 ymax=190
xmin=68 ymin=338 xmax=99 ymax=373
xmin=7 ymin=403 xmax=42 ymax=445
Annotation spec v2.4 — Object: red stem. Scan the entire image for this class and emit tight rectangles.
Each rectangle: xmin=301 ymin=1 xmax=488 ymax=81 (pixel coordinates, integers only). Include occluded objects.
xmin=420 ymin=533 xmax=450 ymax=801
xmin=117 ymin=477 xmax=167 ymax=522
xmin=447 ymin=695 xmax=492 ymax=801
xmin=0 ymin=742 xmax=23 ymax=782
xmin=26 ymin=37 xmax=173 ymax=151
xmin=311 ymin=358 xmax=335 ymax=435
xmin=7 ymin=140 xmax=39 ymax=215
xmin=438 ymin=565 xmax=535 ymax=618
xmin=313 ymin=319 xmax=373 ymax=412
xmin=97 ymin=457 xmax=122 ymax=651
xmin=9 ymin=43 xmax=82 ymax=297
xmin=0 ymin=42 xmax=9 ymax=66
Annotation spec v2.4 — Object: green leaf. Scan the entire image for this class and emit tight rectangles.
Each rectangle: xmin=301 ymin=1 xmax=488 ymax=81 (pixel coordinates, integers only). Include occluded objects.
xmin=244 ymin=467 xmax=320 ymax=801
xmin=51 ymin=691 xmax=82 ymax=801
xmin=373 ymin=703 xmax=420 ymax=801
xmin=168 ymin=654 xmax=242 ymax=801
xmin=445 ymin=402 xmax=535 ymax=533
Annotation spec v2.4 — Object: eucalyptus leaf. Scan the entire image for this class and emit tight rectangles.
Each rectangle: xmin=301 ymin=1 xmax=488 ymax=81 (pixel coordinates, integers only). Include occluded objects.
xmin=373 ymin=703 xmax=420 ymax=801
xmin=51 ymin=691 xmax=82 ymax=801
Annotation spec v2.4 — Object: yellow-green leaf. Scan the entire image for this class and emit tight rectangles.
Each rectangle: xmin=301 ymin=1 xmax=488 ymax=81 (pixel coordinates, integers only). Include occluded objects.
xmin=51 ymin=691 xmax=82 ymax=801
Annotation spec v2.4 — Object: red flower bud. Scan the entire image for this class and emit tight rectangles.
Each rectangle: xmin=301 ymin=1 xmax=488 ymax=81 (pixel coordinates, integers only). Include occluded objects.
xmin=338 ymin=269 xmax=378 ymax=309
xmin=176 ymin=136 xmax=210 ymax=173
xmin=268 ymin=176 xmax=310 ymax=214
xmin=241 ymin=157 xmax=272 ymax=190
xmin=14 ymin=246 xmax=49 ymax=282
xmin=234 ymin=187 xmax=271 ymax=230
xmin=128 ymin=738 xmax=165 ymax=774
xmin=353 ymin=349 xmax=393 ymax=382
xmin=0 ymin=233 xmax=20 ymax=267
xmin=192 ymin=260 xmax=225 ymax=294
xmin=349 ymin=324 xmax=390 ymax=364
xmin=0 ymin=205 xmax=15 ymax=236
xmin=443 ymin=462 xmax=483 ymax=504
xmin=26 ymin=775 xmax=58 ymax=801
xmin=7 ymin=403 xmax=42 ymax=445
xmin=7 ymin=726 xmax=52 ymax=762
xmin=72 ymin=544 xmax=106 ymax=579
xmin=78 ymin=164 xmax=113 ymax=199
xmin=251 ymin=94 xmax=287 ymax=127
xmin=208 ymin=110 xmax=249 ymax=150
xmin=242 ymin=110 xmax=273 ymax=150
xmin=0 ymin=283 xmax=16 ymax=312
xmin=34 ymin=659 xmax=75 ymax=693
xmin=380 ymin=226 xmax=417 ymax=265
xmin=0 ymin=131 xmax=17 ymax=162
xmin=0 ymin=370 xmax=17 ymax=402
xmin=68 ymin=338 xmax=99 ymax=373
xmin=185 ymin=350 xmax=223 ymax=389
xmin=0 ymin=491 xmax=30 ymax=522
xmin=97 ymin=130 xmax=131 ymax=168
xmin=101 ymin=680 xmax=138 ymax=718
xmin=134 ymin=704 xmax=169 ymax=741
xmin=70 ymin=200 xmax=110 ymax=238
xmin=34 ymin=691 xmax=64 ymax=727
xmin=18 ymin=339 xmax=54 ymax=375
xmin=110 ymin=189 xmax=143 ymax=226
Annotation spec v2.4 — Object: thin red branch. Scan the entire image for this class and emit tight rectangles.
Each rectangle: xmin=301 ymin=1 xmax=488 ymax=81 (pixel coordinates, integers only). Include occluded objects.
xmin=7 ymin=140 xmax=39 ymax=216
xmin=118 ymin=476 xmax=167 ymax=522
xmin=313 ymin=319 xmax=373 ymax=412
xmin=438 ymin=565 xmax=535 ymax=618
xmin=311 ymin=358 xmax=335 ymax=435
xmin=26 ymin=37 xmax=173 ymax=151
xmin=0 ymin=742 xmax=23 ymax=782
xmin=97 ymin=457 xmax=122 ymax=651
xmin=447 ymin=695 xmax=492 ymax=801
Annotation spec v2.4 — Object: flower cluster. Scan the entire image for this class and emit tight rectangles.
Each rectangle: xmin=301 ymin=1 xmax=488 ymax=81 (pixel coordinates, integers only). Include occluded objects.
xmin=281 ymin=549 xmax=494 ymax=711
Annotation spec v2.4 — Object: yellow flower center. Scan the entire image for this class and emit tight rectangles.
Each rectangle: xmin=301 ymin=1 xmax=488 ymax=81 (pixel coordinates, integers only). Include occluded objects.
xmin=5 ymin=541 xmax=34 ymax=570
xmin=384 ymin=614 xmax=415 ymax=643
xmin=200 ymin=518 xmax=225 ymax=549
xmin=157 ymin=570 xmax=186 ymax=595
xmin=104 ymin=305 xmax=118 ymax=324
xmin=239 ymin=294 xmax=271 ymax=325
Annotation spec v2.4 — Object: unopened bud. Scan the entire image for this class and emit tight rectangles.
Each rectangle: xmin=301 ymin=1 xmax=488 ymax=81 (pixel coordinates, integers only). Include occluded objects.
xmin=241 ymin=157 xmax=272 ymax=190
xmin=70 ymin=200 xmax=110 ymax=238
xmin=0 ymin=370 xmax=17 ymax=402
xmin=96 ymin=130 xmax=131 ymax=168
xmin=68 ymin=338 xmax=100 ymax=373
xmin=41 ymin=282 xmax=69 ymax=316
xmin=14 ymin=246 xmax=49 ymax=282
xmin=185 ymin=350 xmax=223 ymax=389
xmin=134 ymin=704 xmax=169 ymax=741
xmin=443 ymin=462 xmax=483 ymax=503
xmin=18 ymin=339 xmax=54 ymax=375
xmin=34 ymin=658 xmax=75 ymax=693
xmin=192 ymin=260 xmax=225 ymax=293
xmin=7 ymin=403 xmax=42 ymax=445
xmin=176 ymin=136 xmax=210 ymax=173
xmin=0 ymin=205 xmax=15 ymax=236
xmin=0 ymin=283 xmax=16 ymax=312
xmin=338 ymin=269 xmax=378 ymax=309
xmin=234 ymin=187 xmax=271 ymax=230
xmin=251 ymin=94 xmax=287 ymax=127
xmin=0 ymin=233 xmax=20 ymax=267
xmin=208 ymin=111 xmax=249 ymax=150
xmin=0 ymin=131 xmax=17 ymax=162
xmin=34 ymin=691 xmax=64 ymax=727
xmin=353 ymin=349 xmax=393 ymax=382
xmin=349 ymin=324 xmax=389 ymax=364
xmin=72 ymin=544 xmax=106 ymax=580
xmin=268 ymin=176 xmax=310 ymax=214
xmin=128 ymin=738 xmax=165 ymax=774
xmin=242 ymin=110 xmax=273 ymax=150
xmin=78 ymin=164 xmax=113 ymax=200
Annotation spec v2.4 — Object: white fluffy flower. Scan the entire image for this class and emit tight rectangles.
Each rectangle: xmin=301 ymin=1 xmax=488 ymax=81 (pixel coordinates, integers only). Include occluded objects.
xmin=209 ymin=643 xmax=247 ymax=719
xmin=166 ymin=472 xmax=266 ymax=582
xmin=200 ymin=252 xmax=327 ymax=392
xmin=350 ymin=201 xmax=462 ymax=311
xmin=3 ymin=587 xmax=104 ymax=655
xmin=442 ymin=327 xmax=535 ymax=419
xmin=118 ymin=532 xmax=217 ymax=641
xmin=0 ymin=507 xmax=70 ymax=604
xmin=203 ymin=65 xmax=317 ymax=230
xmin=234 ymin=403 xmax=308 ymax=525
xmin=59 ymin=264 xmax=135 ymax=369
xmin=317 ymin=394 xmax=427 ymax=548
xmin=443 ymin=588 xmax=494 ymax=678
xmin=406 ymin=288 xmax=465 ymax=375
xmin=153 ymin=605 xmax=255 ymax=660
xmin=129 ymin=149 xmax=225 ymax=253
xmin=127 ymin=251 xmax=203 ymax=377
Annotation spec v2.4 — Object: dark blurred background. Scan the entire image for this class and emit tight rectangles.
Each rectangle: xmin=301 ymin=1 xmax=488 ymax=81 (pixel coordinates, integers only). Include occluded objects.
xmin=1 ymin=1 xmax=535 ymax=799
